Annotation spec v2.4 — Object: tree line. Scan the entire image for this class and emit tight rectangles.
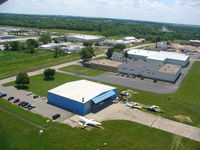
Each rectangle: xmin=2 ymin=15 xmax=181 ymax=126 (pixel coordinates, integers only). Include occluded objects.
xmin=0 ymin=13 xmax=200 ymax=42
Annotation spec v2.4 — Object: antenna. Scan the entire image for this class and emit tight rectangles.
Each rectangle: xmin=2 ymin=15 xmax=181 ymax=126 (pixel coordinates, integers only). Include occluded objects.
xmin=82 ymin=97 xmax=84 ymax=103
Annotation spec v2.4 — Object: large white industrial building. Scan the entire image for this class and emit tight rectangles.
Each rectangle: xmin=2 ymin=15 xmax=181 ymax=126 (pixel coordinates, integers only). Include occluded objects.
xmin=47 ymin=80 xmax=117 ymax=115
xmin=38 ymin=42 xmax=84 ymax=53
xmin=103 ymin=36 xmax=143 ymax=46
xmin=127 ymin=49 xmax=189 ymax=67
xmin=65 ymin=34 xmax=105 ymax=42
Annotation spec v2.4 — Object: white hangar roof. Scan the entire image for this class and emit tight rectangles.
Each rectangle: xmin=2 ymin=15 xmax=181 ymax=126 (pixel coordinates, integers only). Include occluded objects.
xmin=48 ymin=80 xmax=116 ymax=103
xmin=127 ymin=49 xmax=189 ymax=62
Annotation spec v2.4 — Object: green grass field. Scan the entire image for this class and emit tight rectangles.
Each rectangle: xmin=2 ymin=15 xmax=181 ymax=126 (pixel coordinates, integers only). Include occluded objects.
xmin=0 ymin=50 xmax=78 ymax=76
xmin=166 ymin=62 xmax=200 ymax=105
xmin=0 ymin=99 xmax=199 ymax=150
xmin=4 ymin=61 xmax=200 ymax=127
xmin=59 ymin=65 xmax=106 ymax=76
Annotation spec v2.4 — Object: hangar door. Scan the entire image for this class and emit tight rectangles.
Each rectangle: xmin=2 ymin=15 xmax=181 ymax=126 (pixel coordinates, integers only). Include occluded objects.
xmin=91 ymin=90 xmax=116 ymax=113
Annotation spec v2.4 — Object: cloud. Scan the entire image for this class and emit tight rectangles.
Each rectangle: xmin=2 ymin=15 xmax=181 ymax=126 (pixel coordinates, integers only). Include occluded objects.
xmin=0 ymin=0 xmax=200 ymax=25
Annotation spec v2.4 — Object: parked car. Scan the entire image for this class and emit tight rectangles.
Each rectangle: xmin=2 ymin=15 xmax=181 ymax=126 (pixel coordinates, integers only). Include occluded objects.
xmin=52 ymin=114 xmax=61 ymax=120
xmin=28 ymin=105 xmax=36 ymax=110
xmin=0 ymin=93 xmax=7 ymax=98
xmin=33 ymin=95 xmax=39 ymax=99
xmin=24 ymin=104 xmax=31 ymax=109
xmin=8 ymin=97 xmax=14 ymax=101
xmin=26 ymin=92 xmax=33 ymax=96
xmin=13 ymin=99 xmax=20 ymax=103
xmin=18 ymin=101 xmax=26 ymax=106
xmin=21 ymin=102 xmax=29 ymax=107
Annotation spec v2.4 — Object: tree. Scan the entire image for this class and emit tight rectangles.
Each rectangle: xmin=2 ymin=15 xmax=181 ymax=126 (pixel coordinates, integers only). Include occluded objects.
xmin=15 ymin=72 xmax=30 ymax=87
xmin=26 ymin=39 xmax=38 ymax=48
xmin=4 ymin=42 xmax=10 ymax=50
xmin=53 ymin=47 xmax=65 ymax=58
xmin=80 ymin=47 xmax=95 ymax=61
xmin=95 ymin=42 xmax=100 ymax=46
xmin=10 ymin=41 xmax=20 ymax=51
xmin=106 ymin=48 xmax=114 ymax=58
xmin=83 ymin=41 xmax=93 ymax=47
xmin=39 ymin=35 xmax=51 ymax=44
xmin=43 ymin=68 xmax=56 ymax=80
xmin=114 ymin=44 xmax=126 ymax=51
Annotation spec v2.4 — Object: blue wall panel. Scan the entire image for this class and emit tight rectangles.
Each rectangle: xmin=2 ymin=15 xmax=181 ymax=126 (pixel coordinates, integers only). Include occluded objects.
xmin=47 ymin=89 xmax=117 ymax=115
xmin=47 ymin=92 xmax=86 ymax=115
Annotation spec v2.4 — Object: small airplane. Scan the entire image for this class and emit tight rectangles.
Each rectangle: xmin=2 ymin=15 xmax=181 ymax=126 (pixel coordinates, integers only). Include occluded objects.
xmin=79 ymin=116 xmax=101 ymax=127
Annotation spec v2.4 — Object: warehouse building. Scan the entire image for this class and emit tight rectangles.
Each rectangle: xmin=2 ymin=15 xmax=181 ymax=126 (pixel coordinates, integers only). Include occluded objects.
xmin=127 ymin=49 xmax=189 ymax=67
xmin=38 ymin=42 xmax=84 ymax=53
xmin=111 ymin=52 xmax=125 ymax=62
xmin=47 ymin=80 xmax=117 ymax=115
xmin=65 ymin=34 xmax=105 ymax=42
xmin=118 ymin=60 xmax=181 ymax=83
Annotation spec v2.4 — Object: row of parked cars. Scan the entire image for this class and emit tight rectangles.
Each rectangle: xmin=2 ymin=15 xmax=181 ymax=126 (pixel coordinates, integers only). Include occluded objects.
xmin=0 ymin=92 xmax=36 ymax=110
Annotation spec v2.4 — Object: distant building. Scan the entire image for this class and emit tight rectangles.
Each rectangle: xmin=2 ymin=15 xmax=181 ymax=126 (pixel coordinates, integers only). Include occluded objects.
xmin=86 ymin=59 xmax=123 ymax=72
xmin=189 ymin=40 xmax=200 ymax=47
xmin=103 ymin=37 xmax=143 ymax=46
xmin=0 ymin=35 xmax=16 ymax=40
xmin=61 ymin=44 xmax=84 ymax=54
xmin=127 ymin=49 xmax=189 ymax=67
xmin=0 ymin=37 xmax=39 ymax=44
xmin=118 ymin=60 xmax=181 ymax=83
xmin=47 ymin=80 xmax=117 ymax=115
xmin=156 ymin=41 xmax=168 ymax=49
xmin=38 ymin=42 xmax=84 ymax=53
xmin=65 ymin=34 xmax=105 ymax=42
xmin=111 ymin=52 xmax=125 ymax=62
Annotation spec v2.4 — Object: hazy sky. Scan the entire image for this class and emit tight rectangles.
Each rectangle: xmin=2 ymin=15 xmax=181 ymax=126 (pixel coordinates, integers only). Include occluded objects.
xmin=0 ymin=0 xmax=200 ymax=25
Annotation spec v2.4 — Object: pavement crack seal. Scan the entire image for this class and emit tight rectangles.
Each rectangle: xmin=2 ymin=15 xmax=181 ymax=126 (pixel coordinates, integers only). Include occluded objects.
xmin=150 ymin=116 xmax=160 ymax=127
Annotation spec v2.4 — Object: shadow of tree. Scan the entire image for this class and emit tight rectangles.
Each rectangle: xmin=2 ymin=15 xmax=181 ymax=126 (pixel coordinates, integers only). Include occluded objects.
xmin=15 ymin=85 xmax=29 ymax=90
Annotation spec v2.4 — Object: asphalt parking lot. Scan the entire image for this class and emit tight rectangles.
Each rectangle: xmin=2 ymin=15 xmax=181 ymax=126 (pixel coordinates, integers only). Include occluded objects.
xmin=0 ymin=85 xmax=74 ymax=121
xmin=58 ymin=60 xmax=194 ymax=94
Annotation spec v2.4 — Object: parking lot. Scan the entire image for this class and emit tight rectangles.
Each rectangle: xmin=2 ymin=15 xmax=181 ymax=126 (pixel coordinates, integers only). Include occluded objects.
xmin=0 ymin=85 xmax=74 ymax=121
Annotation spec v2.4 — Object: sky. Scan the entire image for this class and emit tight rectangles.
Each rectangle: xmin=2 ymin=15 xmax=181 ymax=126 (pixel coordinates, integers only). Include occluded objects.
xmin=0 ymin=0 xmax=200 ymax=25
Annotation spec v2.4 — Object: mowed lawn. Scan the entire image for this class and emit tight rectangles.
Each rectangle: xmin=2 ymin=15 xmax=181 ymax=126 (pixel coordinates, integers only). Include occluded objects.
xmin=0 ymin=50 xmax=78 ymax=76
xmin=59 ymin=65 xmax=106 ymax=76
xmin=0 ymin=99 xmax=199 ymax=150
xmin=4 ymin=66 xmax=200 ymax=127
xmin=167 ymin=62 xmax=200 ymax=105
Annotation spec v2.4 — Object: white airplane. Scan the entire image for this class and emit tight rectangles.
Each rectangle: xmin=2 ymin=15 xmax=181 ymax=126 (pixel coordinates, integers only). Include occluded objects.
xmin=79 ymin=116 xmax=101 ymax=127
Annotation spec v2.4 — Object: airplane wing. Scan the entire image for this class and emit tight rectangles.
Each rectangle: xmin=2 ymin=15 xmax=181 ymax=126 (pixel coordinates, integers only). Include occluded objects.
xmin=79 ymin=116 xmax=90 ymax=122
xmin=79 ymin=116 xmax=101 ymax=125
xmin=90 ymin=120 xmax=101 ymax=125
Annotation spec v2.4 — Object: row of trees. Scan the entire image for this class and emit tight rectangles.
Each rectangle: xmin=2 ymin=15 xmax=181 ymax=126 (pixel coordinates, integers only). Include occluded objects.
xmin=4 ymin=35 xmax=52 ymax=53
xmin=15 ymin=68 xmax=56 ymax=88
xmin=4 ymin=39 xmax=39 ymax=53
xmin=1 ymin=14 xmax=200 ymax=42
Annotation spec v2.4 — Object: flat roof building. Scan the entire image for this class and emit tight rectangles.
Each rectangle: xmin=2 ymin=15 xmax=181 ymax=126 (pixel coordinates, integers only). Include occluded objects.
xmin=127 ymin=49 xmax=189 ymax=67
xmin=65 ymin=34 xmax=105 ymax=42
xmin=118 ymin=60 xmax=181 ymax=83
xmin=86 ymin=59 xmax=123 ymax=72
xmin=38 ymin=42 xmax=84 ymax=53
xmin=47 ymin=80 xmax=117 ymax=115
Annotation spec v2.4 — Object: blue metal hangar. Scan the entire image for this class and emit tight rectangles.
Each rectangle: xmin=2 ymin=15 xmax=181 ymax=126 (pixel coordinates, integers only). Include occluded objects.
xmin=47 ymin=80 xmax=117 ymax=115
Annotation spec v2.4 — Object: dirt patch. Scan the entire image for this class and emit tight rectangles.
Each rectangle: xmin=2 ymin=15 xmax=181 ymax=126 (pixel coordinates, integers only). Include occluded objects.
xmin=174 ymin=115 xmax=193 ymax=123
